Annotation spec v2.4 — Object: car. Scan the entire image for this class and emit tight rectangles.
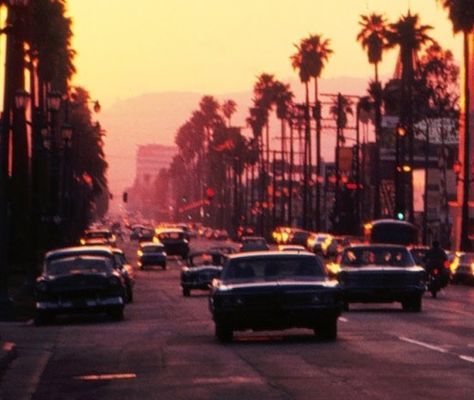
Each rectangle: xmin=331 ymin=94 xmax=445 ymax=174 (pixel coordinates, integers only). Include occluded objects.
xmin=180 ymin=251 xmax=226 ymax=297
xmin=278 ymin=244 xmax=308 ymax=252
xmin=321 ymin=236 xmax=350 ymax=258
xmin=155 ymin=229 xmax=190 ymax=259
xmin=207 ymin=245 xmax=237 ymax=255
xmin=334 ymin=244 xmax=426 ymax=312
xmin=307 ymin=233 xmax=331 ymax=254
xmin=44 ymin=246 xmax=133 ymax=303
xmin=239 ymin=236 xmax=270 ymax=252
xmin=271 ymin=226 xmax=292 ymax=244
xmin=137 ymin=242 xmax=167 ymax=270
xmin=35 ymin=254 xmax=126 ymax=325
xmin=137 ymin=228 xmax=155 ymax=243
xmin=111 ymin=248 xmax=135 ymax=302
xmin=209 ymin=251 xmax=343 ymax=342
xmin=450 ymin=252 xmax=474 ymax=284
xmin=80 ymin=229 xmax=116 ymax=246
xmin=409 ymin=246 xmax=430 ymax=268
xmin=288 ymin=229 xmax=312 ymax=247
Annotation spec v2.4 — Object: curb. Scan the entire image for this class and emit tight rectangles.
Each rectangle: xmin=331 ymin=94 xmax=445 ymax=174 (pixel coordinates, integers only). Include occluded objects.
xmin=0 ymin=341 xmax=17 ymax=376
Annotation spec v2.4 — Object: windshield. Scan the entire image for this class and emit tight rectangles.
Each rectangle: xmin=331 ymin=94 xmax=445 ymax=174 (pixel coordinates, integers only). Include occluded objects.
xmin=85 ymin=231 xmax=111 ymax=239
xmin=46 ymin=257 xmax=113 ymax=276
xmin=341 ymin=247 xmax=415 ymax=267
xmin=222 ymin=256 xmax=326 ymax=282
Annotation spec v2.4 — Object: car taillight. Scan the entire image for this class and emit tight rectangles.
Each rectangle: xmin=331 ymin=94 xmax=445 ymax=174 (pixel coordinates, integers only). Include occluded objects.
xmin=432 ymin=269 xmax=439 ymax=276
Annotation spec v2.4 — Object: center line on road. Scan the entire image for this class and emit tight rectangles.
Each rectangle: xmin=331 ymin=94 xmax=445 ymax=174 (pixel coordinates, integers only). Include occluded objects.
xmin=399 ymin=336 xmax=449 ymax=353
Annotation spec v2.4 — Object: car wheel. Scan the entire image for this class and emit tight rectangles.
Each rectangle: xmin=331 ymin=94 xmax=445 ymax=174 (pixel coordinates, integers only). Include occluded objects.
xmin=139 ymin=265 xmax=144 ymax=270
xmin=162 ymin=264 xmax=167 ymax=270
xmin=182 ymin=287 xmax=191 ymax=297
xmin=402 ymin=297 xmax=422 ymax=312
xmin=109 ymin=307 xmax=124 ymax=321
xmin=316 ymin=317 xmax=338 ymax=341
xmin=215 ymin=323 xmax=233 ymax=343
xmin=34 ymin=311 xmax=54 ymax=326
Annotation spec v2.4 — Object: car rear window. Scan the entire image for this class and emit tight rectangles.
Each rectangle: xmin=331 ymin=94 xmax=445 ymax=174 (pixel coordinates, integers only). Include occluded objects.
xmin=159 ymin=232 xmax=183 ymax=240
xmin=222 ymin=256 xmax=325 ymax=282
xmin=46 ymin=257 xmax=113 ymax=276
xmin=142 ymin=246 xmax=164 ymax=253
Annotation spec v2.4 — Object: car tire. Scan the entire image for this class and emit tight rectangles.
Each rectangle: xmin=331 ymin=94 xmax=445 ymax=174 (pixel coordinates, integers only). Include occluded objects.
xmin=109 ymin=307 xmax=124 ymax=321
xmin=215 ymin=323 xmax=233 ymax=343
xmin=182 ymin=287 xmax=191 ymax=297
xmin=34 ymin=311 xmax=54 ymax=326
xmin=402 ymin=297 xmax=422 ymax=312
xmin=162 ymin=264 xmax=167 ymax=270
xmin=316 ymin=317 xmax=338 ymax=341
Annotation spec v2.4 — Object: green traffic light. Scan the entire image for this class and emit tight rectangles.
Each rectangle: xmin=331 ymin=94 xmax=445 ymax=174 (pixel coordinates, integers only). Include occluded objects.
xmin=396 ymin=212 xmax=404 ymax=220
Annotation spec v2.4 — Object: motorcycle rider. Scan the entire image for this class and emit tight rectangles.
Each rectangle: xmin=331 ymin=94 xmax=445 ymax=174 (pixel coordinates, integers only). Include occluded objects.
xmin=424 ymin=241 xmax=449 ymax=286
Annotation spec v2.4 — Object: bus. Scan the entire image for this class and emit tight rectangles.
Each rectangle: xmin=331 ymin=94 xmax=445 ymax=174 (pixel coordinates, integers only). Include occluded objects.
xmin=364 ymin=219 xmax=419 ymax=246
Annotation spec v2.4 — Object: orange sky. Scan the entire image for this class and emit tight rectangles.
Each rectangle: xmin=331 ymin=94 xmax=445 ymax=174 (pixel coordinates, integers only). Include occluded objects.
xmin=67 ymin=0 xmax=462 ymax=108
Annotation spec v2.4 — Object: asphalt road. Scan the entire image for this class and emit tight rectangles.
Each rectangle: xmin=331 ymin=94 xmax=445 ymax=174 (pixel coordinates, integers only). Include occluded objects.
xmin=1 ymin=238 xmax=473 ymax=400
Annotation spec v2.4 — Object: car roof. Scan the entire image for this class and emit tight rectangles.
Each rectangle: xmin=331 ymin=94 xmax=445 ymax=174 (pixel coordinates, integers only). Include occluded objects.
xmin=345 ymin=243 xmax=409 ymax=250
xmin=45 ymin=246 xmax=114 ymax=259
xmin=140 ymin=241 xmax=163 ymax=247
xmin=228 ymin=250 xmax=316 ymax=259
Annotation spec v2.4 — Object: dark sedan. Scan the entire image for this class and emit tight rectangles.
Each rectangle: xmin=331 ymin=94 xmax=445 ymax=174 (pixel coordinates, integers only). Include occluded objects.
xmin=335 ymin=244 xmax=426 ymax=311
xmin=209 ymin=251 xmax=342 ymax=342
xmin=181 ymin=251 xmax=226 ymax=297
xmin=451 ymin=252 xmax=474 ymax=284
xmin=137 ymin=242 xmax=167 ymax=270
xmin=156 ymin=229 xmax=190 ymax=259
xmin=35 ymin=255 xmax=126 ymax=325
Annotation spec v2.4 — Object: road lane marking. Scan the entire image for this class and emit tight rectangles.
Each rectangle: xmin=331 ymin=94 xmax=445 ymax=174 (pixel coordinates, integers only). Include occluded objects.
xmin=192 ymin=376 xmax=262 ymax=384
xmin=74 ymin=373 xmax=137 ymax=381
xmin=339 ymin=317 xmax=349 ymax=323
xmin=399 ymin=336 xmax=449 ymax=353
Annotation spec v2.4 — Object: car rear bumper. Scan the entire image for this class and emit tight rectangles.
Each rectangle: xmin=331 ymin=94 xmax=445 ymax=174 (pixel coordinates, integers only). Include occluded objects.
xmin=342 ymin=285 xmax=425 ymax=303
xmin=36 ymin=296 xmax=124 ymax=312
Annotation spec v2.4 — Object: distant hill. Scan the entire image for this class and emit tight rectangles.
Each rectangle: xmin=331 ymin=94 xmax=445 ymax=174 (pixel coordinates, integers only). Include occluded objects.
xmin=102 ymin=76 xmax=371 ymax=196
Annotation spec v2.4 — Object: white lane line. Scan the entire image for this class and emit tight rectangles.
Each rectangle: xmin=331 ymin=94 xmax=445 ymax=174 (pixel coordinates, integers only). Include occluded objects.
xmin=459 ymin=355 xmax=474 ymax=363
xmin=339 ymin=317 xmax=349 ymax=323
xmin=74 ymin=373 xmax=137 ymax=381
xmin=399 ymin=336 xmax=449 ymax=353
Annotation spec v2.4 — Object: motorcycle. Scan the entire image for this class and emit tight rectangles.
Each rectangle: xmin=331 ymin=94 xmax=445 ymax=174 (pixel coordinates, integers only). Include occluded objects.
xmin=426 ymin=266 xmax=450 ymax=298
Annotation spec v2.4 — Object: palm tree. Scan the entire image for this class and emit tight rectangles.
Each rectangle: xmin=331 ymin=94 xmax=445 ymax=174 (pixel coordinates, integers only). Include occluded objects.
xmin=222 ymin=99 xmax=237 ymax=127
xmin=357 ymin=14 xmax=388 ymax=219
xmin=291 ymin=35 xmax=332 ymax=229
xmin=329 ymin=94 xmax=353 ymax=233
xmin=273 ymin=81 xmax=294 ymax=224
xmin=439 ymin=0 xmax=474 ymax=251
xmin=386 ymin=12 xmax=434 ymax=222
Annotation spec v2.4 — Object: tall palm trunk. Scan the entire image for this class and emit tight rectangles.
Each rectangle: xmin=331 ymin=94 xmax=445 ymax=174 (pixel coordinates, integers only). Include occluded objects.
xmin=303 ymin=82 xmax=310 ymax=229
xmin=460 ymin=31 xmax=471 ymax=251
xmin=314 ymin=78 xmax=322 ymax=231
xmin=373 ymin=62 xmax=382 ymax=219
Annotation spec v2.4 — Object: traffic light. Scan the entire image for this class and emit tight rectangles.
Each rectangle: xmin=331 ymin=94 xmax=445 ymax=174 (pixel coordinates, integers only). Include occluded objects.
xmin=206 ymin=187 xmax=216 ymax=201
xmin=395 ymin=211 xmax=405 ymax=221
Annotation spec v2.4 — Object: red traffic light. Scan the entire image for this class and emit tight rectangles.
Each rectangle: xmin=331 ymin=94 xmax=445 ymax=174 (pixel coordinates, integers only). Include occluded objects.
xmin=206 ymin=187 xmax=216 ymax=199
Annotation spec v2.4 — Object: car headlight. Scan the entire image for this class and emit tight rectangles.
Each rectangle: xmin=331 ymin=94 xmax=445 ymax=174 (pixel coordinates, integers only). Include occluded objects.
xmin=80 ymin=239 xmax=86 ymax=245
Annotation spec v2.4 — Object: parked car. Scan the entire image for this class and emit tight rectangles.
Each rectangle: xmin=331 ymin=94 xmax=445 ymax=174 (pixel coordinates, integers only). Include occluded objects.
xmin=155 ymin=229 xmax=190 ymax=259
xmin=35 ymin=254 xmax=126 ymax=325
xmin=450 ymin=252 xmax=474 ymax=284
xmin=80 ymin=229 xmax=116 ymax=247
xmin=209 ymin=251 xmax=343 ymax=342
xmin=239 ymin=236 xmax=270 ymax=252
xmin=111 ymin=248 xmax=135 ymax=302
xmin=181 ymin=251 xmax=226 ymax=297
xmin=334 ymin=244 xmax=426 ymax=311
xmin=137 ymin=242 xmax=167 ymax=270
xmin=44 ymin=246 xmax=133 ymax=303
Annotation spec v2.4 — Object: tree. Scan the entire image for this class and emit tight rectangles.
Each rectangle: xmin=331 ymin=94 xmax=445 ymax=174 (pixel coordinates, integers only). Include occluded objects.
xmin=386 ymin=12 xmax=434 ymax=222
xmin=439 ymin=0 xmax=474 ymax=251
xmin=221 ymin=99 xmax=237 ymax=127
